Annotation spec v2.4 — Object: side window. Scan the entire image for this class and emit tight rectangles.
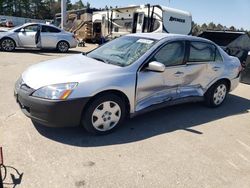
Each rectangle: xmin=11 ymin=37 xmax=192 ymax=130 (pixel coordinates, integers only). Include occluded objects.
xmin=23 ymin=25 xmax=38 ymax=32
xmin=41 ymin=26 xmax=61 ymax=33
xmin=152 ymin=41 xmax=185 ymax=66
xmin=215 ymin=49 xmax=223 ymax=62
xmin=189 ymin=42 xmax=216 ymax=62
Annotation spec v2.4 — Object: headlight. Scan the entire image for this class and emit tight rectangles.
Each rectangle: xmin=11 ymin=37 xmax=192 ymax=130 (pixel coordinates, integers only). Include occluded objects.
xmin=32 ymin=82 xmax=78 ymax=100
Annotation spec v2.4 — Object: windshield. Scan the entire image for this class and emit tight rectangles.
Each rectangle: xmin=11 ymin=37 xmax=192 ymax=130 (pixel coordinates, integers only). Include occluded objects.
xmin=87 ymin=36 xmax=157 ymax=67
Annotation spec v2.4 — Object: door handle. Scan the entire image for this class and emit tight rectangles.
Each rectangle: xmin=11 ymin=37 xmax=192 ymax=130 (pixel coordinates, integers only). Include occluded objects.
xmin=174 ymin=71 xmax=184 ymax=77
xmin=212 ymin=66 xmax=221 ymax=71
xmin=174 ymin=71 xmax=184 ymax=75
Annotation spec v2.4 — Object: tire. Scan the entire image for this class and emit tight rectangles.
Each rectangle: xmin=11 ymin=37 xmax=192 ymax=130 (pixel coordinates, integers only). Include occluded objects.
xmin=81 ymin=94 xmax=126 ymax=135
xmin=57 ymin=41 xmax=69 ymax=53
xmin=1 ymin=38 xmax=15 ymax=52
xmin=205 ymin=81 xmax=229 ymax=107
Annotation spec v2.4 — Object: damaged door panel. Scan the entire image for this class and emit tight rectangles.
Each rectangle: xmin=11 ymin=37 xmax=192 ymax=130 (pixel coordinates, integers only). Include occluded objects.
xmin=136 ymin=67 xmax=183 ymax=111
xmin=136 ymin=40 xmax=186 ymax=112
xmin=178 ymin=63 xmax=207 ymax=97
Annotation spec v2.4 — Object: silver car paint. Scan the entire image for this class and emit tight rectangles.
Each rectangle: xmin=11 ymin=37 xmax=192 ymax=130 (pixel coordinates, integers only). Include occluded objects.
xmin=21 ymin=33 xmax=241 ymax=115
xmin=0 ymin=23 xmax=77 ymax=49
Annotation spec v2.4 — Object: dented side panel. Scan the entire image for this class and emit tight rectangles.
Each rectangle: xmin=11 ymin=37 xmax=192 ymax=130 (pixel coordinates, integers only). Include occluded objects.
xmin=136 ymin=66 xmax=185 ymax=112
xmin=178 ymin=63 xmax=208 ymax=97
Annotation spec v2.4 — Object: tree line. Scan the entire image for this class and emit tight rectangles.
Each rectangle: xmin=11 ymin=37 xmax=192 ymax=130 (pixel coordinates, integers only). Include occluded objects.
xmin=192 ymin=22 xmax=250 ymax=36
xmin=0 ymin=0 xmax=90 ymax=19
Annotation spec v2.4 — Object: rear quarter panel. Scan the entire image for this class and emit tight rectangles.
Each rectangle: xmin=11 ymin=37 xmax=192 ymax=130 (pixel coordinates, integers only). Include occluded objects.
xmin=205 ymin=48 xmax=241 ymax=92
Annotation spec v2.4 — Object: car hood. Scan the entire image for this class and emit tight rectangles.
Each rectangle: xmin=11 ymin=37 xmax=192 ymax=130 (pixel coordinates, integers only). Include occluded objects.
xmin=22 ymin=54 xmax=121 ymax=89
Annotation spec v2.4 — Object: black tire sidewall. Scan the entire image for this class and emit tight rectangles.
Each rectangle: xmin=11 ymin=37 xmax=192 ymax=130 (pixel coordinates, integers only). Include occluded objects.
xmin=82 ymin=94 xmax=126 ymax=135
xmin=205 ymin=81 xmax=228 ymax=107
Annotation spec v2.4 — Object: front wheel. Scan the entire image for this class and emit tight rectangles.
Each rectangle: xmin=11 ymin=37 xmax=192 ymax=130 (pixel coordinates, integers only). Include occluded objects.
xmin=81 ymin=94 xmax=126 ymax=135
xmin=57 ymin=41 xmax=69 ymax=53
xmin=1 ymin=38 xmax=15 ymax=52
xmin=205 ymin=81 xmax=229 ymax=107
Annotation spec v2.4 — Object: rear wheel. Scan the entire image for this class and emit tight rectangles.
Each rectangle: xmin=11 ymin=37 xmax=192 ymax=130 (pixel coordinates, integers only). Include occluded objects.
xmin=81 ymin=94 xmax=126 ymax=135
xmin=57 ymin=41 xmax=69 ymax=53
xmin=205 ymin=81 xmax=229 ymax=107
xmin=1 ymin=38 xmax=15 ymax=52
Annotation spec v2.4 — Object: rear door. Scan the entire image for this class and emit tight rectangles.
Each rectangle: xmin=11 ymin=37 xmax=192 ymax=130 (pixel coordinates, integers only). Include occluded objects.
xmin=136 ymin=41 xmax=186 ymax=111
xmin=178 ymin=41 xmax=222 ymax=97
xmin=40 ymin=25 xmax=61 ymax=48
xmin=17 ymin=24 xmax=38 ymax=47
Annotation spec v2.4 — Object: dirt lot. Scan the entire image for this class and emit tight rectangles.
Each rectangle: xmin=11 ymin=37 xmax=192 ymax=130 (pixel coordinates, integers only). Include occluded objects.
xmin=1 ymin=46 xmax=250 ymax=188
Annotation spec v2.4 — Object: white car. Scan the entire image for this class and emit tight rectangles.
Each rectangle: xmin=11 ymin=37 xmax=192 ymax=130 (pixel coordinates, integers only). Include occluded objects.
xmin=0 ymin=23 xmax=78 ymax=52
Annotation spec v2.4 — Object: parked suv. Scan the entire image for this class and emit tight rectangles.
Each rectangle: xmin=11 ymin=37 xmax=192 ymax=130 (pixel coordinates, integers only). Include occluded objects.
xmin=14 ymin=33 xmax=241 ymax=134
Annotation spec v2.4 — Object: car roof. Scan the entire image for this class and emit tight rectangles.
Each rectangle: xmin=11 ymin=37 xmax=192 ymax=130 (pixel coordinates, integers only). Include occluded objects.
xmin=21 ymin=22 xmax=61 ymax=29
xmin=127 ymin=33 xmax=213 ymax=43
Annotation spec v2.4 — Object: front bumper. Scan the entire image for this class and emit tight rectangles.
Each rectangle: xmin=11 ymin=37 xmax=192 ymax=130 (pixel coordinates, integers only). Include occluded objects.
xmin=14 ymin=85 xmax=90 ymax=127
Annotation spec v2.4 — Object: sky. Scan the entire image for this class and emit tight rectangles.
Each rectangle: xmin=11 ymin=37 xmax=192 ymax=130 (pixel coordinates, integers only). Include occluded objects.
xmin=72 ymin=0 xmax=250 ymax=30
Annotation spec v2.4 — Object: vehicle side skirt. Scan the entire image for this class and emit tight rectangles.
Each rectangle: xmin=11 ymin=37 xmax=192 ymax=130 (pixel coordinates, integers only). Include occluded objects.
xmin=130 ymin=96 xmax=204 ymax=118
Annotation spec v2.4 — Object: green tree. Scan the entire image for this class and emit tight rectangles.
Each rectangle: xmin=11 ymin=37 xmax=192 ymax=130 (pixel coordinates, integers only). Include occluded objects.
xmin=192 ymin=21 xmax=201 ymax=36
xmin=201 ymin=23 xmax=208 ymax=31
xmin=208 ymin=22 xmax=216 ymax=30
xmin=86 ymin=2 xmax=90 ymax=9
xmin=75 ymin=0 xmax=84 ymax=9
xmin=216 ymin=24 xmax=224 ymax=31
xmin=229 ymin=26 xmax=236 ymax=31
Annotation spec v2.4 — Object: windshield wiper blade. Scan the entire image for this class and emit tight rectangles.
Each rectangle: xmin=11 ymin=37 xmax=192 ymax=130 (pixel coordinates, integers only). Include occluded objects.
xmin=108 ymin=61 xmax=125 ymax=67
xmin=92 ymin=57 xmax=124 ymax=67
xmin=92 ymin=57 xmax=109 ymax=64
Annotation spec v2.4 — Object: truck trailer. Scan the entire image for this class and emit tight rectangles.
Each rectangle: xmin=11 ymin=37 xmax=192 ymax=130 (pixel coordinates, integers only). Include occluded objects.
xmin=92 ymin=4 xmax=192 ymax=40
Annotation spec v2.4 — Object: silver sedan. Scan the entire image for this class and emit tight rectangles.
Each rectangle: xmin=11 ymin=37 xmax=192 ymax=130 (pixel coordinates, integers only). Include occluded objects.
xmin=15 ymin=33 xmax=242 ymax=134
xmin=0 ymin=23 xmax=78 ymax=52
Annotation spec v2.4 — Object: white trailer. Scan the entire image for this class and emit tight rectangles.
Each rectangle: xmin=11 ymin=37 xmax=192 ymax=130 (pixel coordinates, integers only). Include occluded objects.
xmin=92 ymin=4 xmax=192 ymax=39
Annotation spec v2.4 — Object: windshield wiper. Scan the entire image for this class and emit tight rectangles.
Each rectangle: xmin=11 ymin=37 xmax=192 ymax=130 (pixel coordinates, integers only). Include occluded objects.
xmin=91 ymin=57 xmax=110 ymax=64
xmin=107 ymin=61 xmax=125 ymax=67
xmin=91 ymin=56 xmax=124 ymax=67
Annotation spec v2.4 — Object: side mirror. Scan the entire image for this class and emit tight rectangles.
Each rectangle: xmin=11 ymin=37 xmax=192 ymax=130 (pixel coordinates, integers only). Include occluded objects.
xmin=146 ymin=61 xmax=165 ymax=72
xmin=20 ymin=28 xmax=25 ymax=32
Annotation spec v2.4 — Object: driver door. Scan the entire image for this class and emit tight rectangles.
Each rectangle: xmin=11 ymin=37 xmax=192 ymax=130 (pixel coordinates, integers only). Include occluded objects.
xmin=17 ymin=24 xmax=38 ymax=47
xmin=136 ymin=41 xmax=186 ymax=112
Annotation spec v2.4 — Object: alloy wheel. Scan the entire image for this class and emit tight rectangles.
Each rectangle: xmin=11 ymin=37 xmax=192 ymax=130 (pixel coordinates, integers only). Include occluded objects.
xmin=1 ymin=39 xmax=15 ymax=51
xmin=58 ymin=41 xmax=69 ymax=52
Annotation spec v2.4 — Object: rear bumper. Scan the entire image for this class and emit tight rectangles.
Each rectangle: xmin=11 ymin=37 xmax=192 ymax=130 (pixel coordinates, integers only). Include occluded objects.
xmin=14 ymin=88 xmax=90 ymax=127
xmin=230 ymin=76 xmax=240 ymax=91
xmin=70 ymin=39 xmax=78 ymax=48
